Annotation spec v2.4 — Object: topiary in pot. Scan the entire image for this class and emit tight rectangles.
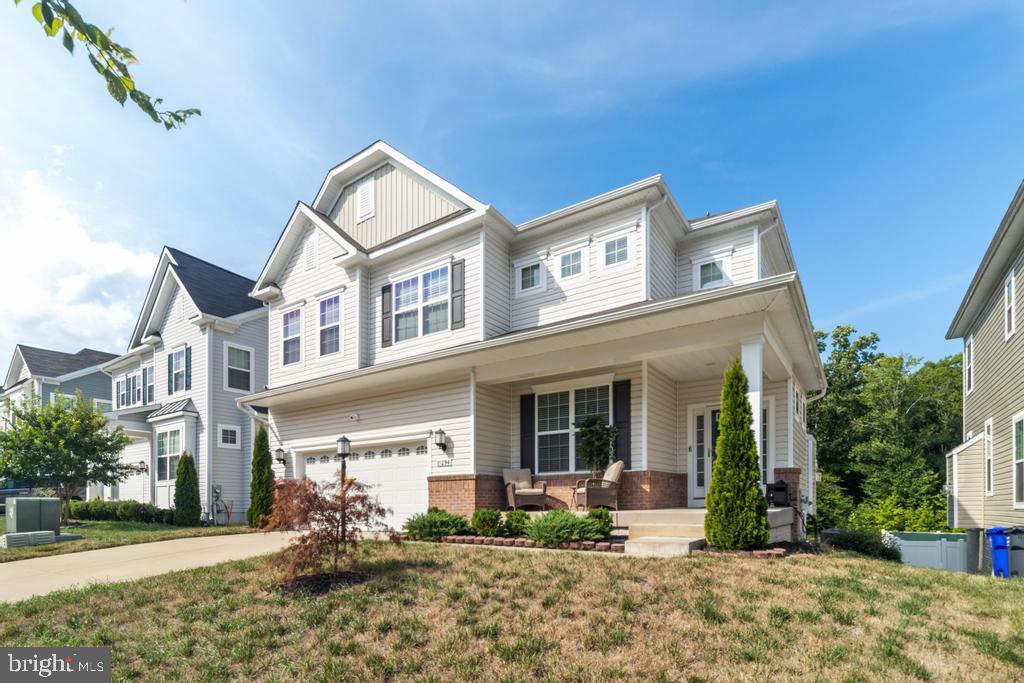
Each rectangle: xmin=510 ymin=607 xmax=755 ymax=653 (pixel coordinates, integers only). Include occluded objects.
xmin=575 ymin=415 xmax=618 ymax=478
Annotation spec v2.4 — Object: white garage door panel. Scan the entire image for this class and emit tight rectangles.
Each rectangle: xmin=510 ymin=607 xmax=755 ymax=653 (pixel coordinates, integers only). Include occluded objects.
xmin=305 ymin=447 xmax=429 ymax=530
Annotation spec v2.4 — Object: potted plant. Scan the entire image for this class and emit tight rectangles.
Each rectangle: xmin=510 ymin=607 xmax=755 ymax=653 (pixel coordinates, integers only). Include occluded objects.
xmin=574 ymin=415 xmax=618 ymax=478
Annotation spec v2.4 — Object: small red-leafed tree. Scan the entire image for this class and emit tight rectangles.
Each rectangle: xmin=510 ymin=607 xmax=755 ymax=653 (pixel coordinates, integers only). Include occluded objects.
xmin=265 ymin=470 xmax=387 ymax=581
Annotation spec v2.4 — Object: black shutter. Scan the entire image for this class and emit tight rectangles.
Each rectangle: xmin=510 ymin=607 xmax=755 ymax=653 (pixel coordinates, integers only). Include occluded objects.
xmin=115 ymin=380 xmax=121 ymax=409
xmin=451 ymin=259 xmax=465 ymax=330
xmin=381 ymin=284 xmax=393 ymax=347
xmin=184 ymin=346 xmax=192 ymax=390
xmin=167 ymin=354 xmax=173 ymax=395
xmin=613 ymin=380 xmax=631 ymax=469
xmin=520 ymin=393 xmax=535 ymax=470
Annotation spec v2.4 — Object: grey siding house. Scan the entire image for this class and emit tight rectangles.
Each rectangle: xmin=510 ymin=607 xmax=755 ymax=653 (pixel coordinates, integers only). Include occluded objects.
xmin=947 ymin=179 xmax=1024 ymax=566
xmin=1 ymin=345 xmax=118 ymax=428
xmin=101 ymin=247 xmax=267 ymax=524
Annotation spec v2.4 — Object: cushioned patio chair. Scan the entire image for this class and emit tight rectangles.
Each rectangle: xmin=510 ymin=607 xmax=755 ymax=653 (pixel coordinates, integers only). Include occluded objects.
xmin=574 ymin=460 xmax=625 ymax=511
xmin=503 ymin=468 xmax=547 ymax=510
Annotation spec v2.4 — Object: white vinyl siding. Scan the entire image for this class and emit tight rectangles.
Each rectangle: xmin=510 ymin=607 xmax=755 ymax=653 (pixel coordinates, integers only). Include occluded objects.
xmin=510 ymin=208 xmax=645 ymax=331
xmin=646 ymin=363 xmax=678 ymax=472
xmin=327 ymin=163 xmax=465 ymax=251
xmin=647 ymin=212 xmax=677 ymax=300
xmin=677 ymin=225 xmax=757 ymax=293
xmin=267 ymin=226 xmax=359 ymax=387
xmin=482 ymin=229 xmax=511 ymax=338
xmin=475 ymin=383 xmax=512 ymax=473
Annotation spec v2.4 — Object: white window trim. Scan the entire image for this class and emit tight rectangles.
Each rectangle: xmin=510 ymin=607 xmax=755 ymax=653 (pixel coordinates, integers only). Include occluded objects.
xmin=964 ymin=335 xmax=974 ymax=396
xmin=692 ymin=248 xmax=735 ymax=291
xmin=356 ymin=176 xmax=375 ymax=223
xmin=1006 ymin=270 xmax=1016 ymax=340
xmin=155 ymin=427 xmax=183 ymax=482
xmin=984 ymin=418 xmax=994 ymax=496
xmin=281 ymin=305 xmax=303 ymax=367
xmin=514 ymin=258 xmax=547 ymax=298
xmin=553 ymin=242 xmax=589 ymax=283
xmin=223 ymin=341 xmax=255 ymax=394
xmin=390 ymin=260 xmax=453 ymax=345
xmin=597 ymin=229 xmax=634 ymax=271
xmin=218 ymin=423 xmax=242 ymax=450
xmin=317 ymin=291 xmax=344 ymax=357
xmin=1014 ymin=410 xmax=1024 ymax=509
xmin=141 ymin=363 xmax=155 ymax=404
xmin=94 ymin=398 xmax=112 ymax=413
xmin=533 ymin=376 xmax=615 ymax=476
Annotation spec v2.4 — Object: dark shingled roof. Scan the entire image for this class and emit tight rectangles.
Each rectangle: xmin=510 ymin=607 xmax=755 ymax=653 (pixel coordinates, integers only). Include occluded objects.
xmin=17 ymin=346 xmax=118 ymax=379
xmin=166 ymin=247 xmax=262 ymax=319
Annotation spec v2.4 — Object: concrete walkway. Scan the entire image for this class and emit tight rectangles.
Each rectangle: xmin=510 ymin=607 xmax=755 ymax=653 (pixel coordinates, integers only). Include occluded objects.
xmin=0 ymin=532 xmax=294 ymax=603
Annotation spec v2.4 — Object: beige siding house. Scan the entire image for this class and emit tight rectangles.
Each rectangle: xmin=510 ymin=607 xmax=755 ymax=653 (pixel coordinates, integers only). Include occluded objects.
xmin=947 ymin=179 xmax=1024 ymax=567
xmin=241 ymin=141 xmax=826 ymax=535
xmin=100 ymin=248 xmax=268 ymax=524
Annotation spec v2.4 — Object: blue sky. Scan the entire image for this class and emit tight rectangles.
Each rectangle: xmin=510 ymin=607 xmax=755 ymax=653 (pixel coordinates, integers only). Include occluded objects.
xmin=2 ymin=1 xmax=1023 ymax=376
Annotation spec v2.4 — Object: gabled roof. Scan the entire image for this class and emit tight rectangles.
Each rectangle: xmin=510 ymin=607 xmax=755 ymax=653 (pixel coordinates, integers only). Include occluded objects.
xmin=948 ymin=179 xmax=1024 ymax=339
xmin=3 ymin=345 xmax=118 ymax=389
xmin=147 ymin=398 xmax=198 ymax=419
xmin=128 ymin=247 xmax=262 ymax=351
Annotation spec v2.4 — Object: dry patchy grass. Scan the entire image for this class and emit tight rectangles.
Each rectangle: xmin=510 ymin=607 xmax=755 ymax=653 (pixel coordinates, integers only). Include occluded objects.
xmin=1 ymin=542 xmax=1022 ymax=681
xmin=0 ymin=518 xmax=250 ymax=562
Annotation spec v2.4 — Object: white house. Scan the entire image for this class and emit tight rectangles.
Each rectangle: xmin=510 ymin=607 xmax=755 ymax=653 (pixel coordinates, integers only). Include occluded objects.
xmin=239 ymin=141 xmax=826 ymax=532
xmin=101 ymin=247 xmax=267 ymax=524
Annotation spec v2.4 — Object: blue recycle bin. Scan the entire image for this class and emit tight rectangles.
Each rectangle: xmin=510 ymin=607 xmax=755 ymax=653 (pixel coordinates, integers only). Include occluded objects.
xmin=984 ymin=526 xmax=1024 ymax=578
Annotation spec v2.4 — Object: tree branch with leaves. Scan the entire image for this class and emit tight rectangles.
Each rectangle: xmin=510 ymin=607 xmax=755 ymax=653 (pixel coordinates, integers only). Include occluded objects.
xmin=14 ymin=0 xmax=200 ymax=129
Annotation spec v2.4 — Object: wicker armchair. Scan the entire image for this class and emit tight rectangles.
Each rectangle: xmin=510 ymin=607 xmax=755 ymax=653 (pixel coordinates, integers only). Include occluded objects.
xmin=503 ymin=468 xmax=547 ymax=510
xmin=573 ymin=460 xmax=625 ymax=511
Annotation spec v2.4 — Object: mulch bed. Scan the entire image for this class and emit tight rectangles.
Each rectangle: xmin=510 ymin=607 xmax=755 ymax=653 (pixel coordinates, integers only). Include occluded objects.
xmin=276 ymin=571 xmax=366 ymax=596
xmin=439 ymin=535 xmax=624 ymax=553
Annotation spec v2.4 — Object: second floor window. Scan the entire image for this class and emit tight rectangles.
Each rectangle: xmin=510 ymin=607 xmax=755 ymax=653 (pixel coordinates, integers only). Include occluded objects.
xmin=319 ymin=295 xmax=341 ymax=356
xmin=964 ymin=336 xmax=974 ymax=395
xmin=142 ymin=366 xmax=154 ymax=404
xmin=283 ymin=309 xmax=301 ymax=365
xmin=604 ymin=236 xmax=629 ymax=267
xmin=394 ymin=265 xmax=450 ymax=343
xmin=560 ymin=250 xmax=583 ymax=279
xmin=172 ymin=349 xmax=186 ymax=392
xmin=226 ymin=345 xmax=252 ymax=392
xmin=515 ymin=260 xmax=544 ymax=297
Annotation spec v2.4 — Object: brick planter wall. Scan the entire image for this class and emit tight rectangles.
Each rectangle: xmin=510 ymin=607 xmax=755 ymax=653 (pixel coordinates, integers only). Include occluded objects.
xmin=773 ymin=467 xmax=803 ymax=539
xmin=429 ymin=470 xmax=687 ymax=514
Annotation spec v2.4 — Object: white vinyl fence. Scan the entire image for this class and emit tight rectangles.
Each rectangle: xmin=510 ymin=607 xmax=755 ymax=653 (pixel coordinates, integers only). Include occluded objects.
xmin=885 ymin=531 xmax=967 ymax=572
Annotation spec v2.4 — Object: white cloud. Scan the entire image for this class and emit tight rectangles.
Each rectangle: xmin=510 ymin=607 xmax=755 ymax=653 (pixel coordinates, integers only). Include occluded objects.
xmin=822 ymin=269 xmax=974 ymax=326
xmin=0 ymin=166 xmax=157 ymax=378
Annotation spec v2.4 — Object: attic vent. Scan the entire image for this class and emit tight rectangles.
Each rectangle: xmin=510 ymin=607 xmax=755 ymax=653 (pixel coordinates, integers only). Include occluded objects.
xmin=304 ymin=231 xmax=318 ymax=272
xmin=356 ymin=176 xmax=375 ymax=223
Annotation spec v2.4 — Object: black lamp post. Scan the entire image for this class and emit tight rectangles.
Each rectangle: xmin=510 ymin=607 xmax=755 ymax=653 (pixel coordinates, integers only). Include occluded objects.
xmin=275 ymin=448 xmax=286 ymax=465
xmin=337 ymin=436 xmax=351 ymax=550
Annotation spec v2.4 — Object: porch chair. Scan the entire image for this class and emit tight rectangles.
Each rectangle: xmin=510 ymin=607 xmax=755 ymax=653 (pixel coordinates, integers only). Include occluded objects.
xmin=574 ymin=460 xmax=625 ymax=511
xmin=503 ymin=468 xmax=547 ymax=510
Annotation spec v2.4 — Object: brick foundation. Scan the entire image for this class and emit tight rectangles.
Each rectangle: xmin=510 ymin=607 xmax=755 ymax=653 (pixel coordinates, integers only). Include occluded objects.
xmin=773 ymin=467 xmax=803 ymax=539
xmin=428 ymin=470 xmax=687 ymax=515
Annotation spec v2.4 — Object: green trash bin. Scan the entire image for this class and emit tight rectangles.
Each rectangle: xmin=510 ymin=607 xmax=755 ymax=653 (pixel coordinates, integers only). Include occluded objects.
xmin=7 ymin=498 xmax=60 ymax=534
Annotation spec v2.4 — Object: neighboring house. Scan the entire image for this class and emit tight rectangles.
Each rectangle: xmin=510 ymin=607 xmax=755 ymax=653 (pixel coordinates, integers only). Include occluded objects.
xmin=239 ymin=141 xmax=826 ymax=532
xmin=100 ymin=247 xmax=267 ymax=524
xmin=1 ymin=344 xmax=118 ymax=428
xmin=0 ymin=344 xmax=118 ymax=501
xmin=946 ymin=179 xmax=1024 ymax=570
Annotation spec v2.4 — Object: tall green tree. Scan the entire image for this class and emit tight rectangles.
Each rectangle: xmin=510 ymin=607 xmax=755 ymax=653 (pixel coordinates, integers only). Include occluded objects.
xmin=173 ymin=451 xmax=201 ymax=526
xmin=13 ymin=0 xmax=200 ymax=129
xmin=704 ymin=359 xmax=769 ymax=549
xmin=0 ymin=391 xmax=132 ymax=524
xmin=247 ymin=425 xmax=275 ymax=528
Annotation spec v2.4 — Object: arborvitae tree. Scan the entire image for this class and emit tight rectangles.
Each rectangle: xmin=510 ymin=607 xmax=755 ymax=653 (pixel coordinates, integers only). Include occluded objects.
xmin=174 ymin=451 xmax=202 ymax=526
xmin=247 ymin=425 xmax=275 ymax=528
xmin=704 ymin=359 xmax=770 ymax=549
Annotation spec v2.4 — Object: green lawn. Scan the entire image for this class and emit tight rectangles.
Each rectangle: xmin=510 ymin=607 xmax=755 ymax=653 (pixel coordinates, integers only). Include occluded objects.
xmin=1 ymin=542 xmax=1023 ymax=681
xmin=0 ymin=517 xmax=250 ymax=562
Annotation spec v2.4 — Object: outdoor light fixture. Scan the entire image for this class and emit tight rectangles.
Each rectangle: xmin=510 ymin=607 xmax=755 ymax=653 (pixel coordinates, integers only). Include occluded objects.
xmin=275 ymin=448 xmax=286 ymax=465
xmin=434 ymin=428 xmax=448 ymax=452
xmin=336 ymin=435 xmax=351 ymax=458
xmin=137 ymin=460 xmax=149 ymax=474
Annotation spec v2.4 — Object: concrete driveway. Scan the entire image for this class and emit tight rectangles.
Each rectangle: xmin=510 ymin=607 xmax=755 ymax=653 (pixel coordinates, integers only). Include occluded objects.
xmin=0 ymin=531 xmax=294 ymax=603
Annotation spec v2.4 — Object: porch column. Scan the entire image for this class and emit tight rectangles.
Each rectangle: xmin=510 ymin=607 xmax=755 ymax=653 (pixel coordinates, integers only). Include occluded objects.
xmin=741 ymin=337 xmax=763 ymax=480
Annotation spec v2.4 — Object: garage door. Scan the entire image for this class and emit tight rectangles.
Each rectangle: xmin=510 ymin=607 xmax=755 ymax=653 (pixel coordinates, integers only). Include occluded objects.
xmin=304 ymin=443 xmax=430 ymax=530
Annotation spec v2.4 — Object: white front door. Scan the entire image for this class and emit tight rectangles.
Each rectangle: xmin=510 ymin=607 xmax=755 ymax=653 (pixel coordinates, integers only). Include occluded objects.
xmin=689 ymin=405 xmax=721 ymax=507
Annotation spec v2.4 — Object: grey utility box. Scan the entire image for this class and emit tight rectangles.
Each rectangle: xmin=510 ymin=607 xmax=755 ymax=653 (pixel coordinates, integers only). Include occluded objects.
xmin=7 ymin=497 xmax=60 ymax=534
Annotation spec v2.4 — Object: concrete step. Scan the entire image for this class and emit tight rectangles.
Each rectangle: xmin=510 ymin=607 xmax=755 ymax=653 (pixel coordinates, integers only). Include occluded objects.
xmin=623 ymin=536 xmax=705 ymax=558
xmin=613 ymin=509 xmax=707 ymax=526
xmin=628 ymin=523 xmax=706 ymax=540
